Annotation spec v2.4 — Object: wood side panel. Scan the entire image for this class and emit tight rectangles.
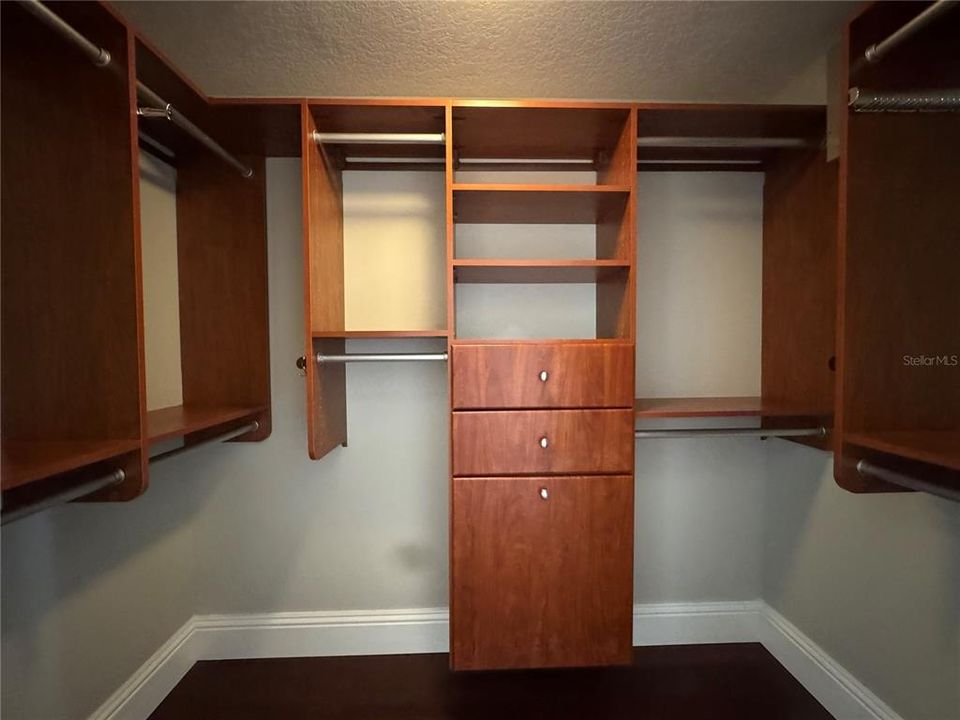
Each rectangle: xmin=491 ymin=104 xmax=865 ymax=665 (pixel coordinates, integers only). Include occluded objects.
xmin=302 ymin=104 xmax=347 ymax=458
xmin=836 ymin=2 xmax=960 ymax=489
xmin=452 ymin=410 xmax=633 ymax=476
xmin=451 ymin=475 xmax=634 ymax=670
xmin=176 ymin=152 xmax=271 ymax=441
xmin=1 ymin=2 xmax=145 ymax=495
xmin=761 ymin=149 xmax=837 ymax=450
xmin=451 ymin=343 xmax=633 ymax=409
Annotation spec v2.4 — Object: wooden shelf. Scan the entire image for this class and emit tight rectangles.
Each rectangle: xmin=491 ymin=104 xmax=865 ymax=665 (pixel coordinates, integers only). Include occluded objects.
xmin=635 ymin=104 xmax=825 ymax=168
xmin=452 ymin=103 xmax=631 ymax=160
xmin=452 ymin=184 xmax=630 ymax=224
xmin=634 ymin=396 xmax=829 ymax=419
xmin=846 ymin=431 xmax=960 ymax=472
xmin=1 ymin=439 xmax=140 ymax=491
xmin=312 ymin=330 xmax=448 ymax=339
xmin=146 ymin=405 xmax=265 ymax=444
xmin=454 ymin=259 xmax=629 ymax=284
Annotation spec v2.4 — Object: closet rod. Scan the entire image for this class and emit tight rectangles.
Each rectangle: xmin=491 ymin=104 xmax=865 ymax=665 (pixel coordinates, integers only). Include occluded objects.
xmin=857 ymin=460 xmax=960 ymax=503
xmin=635 ymin=427 xmax=827 ymax=440
xmin=19 ymin=0 xmax=112 ymax=67
xmin=848 ymin=87 xmax=960 ymax=112
xmin=137 ymin=84 xmax=254 ymax=178
xmin=312 ymin=132 xmax=446 ymax=145
xmin=1 ymin=469 xmax=126 ymax=527
xmin=638 ymin=159 xmax=762 ymax=166
xmin=853 ymin=0 xmax=957 ymax=72
xmin=637 ymin=137 xmax=812 ymax=149
xmin=314 ymin=352 xmax=449 ymax=364
xmin=150 ymin=421 xmax=260 ymax=465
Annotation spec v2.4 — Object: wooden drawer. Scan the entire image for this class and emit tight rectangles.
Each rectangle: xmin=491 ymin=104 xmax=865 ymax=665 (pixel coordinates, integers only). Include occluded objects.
xmin=451 ymin=474 xmax=634 ymax=670
xmin=451 ymin=342 xmax=633 ymax=409
xmin=452 ymin=409 xmax=634 ymax=476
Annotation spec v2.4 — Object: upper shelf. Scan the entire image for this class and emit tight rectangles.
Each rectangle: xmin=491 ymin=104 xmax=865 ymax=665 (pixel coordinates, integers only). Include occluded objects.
xmin=452 ymin=103 xmax=631 ymax=160
xmin=309 ymin=101 xmax=447 ymax=162
xmin=312 ymin=330 xmax=448 ymax=339
xmin=636 ymin=104 xmax=825 ymax=169
xmin=453 ymin=184 xmax=630 ymax=224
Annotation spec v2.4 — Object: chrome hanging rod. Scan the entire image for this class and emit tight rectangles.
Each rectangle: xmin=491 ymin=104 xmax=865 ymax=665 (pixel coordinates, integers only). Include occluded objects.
xmin=18 ymin=1 xmax=252 ymax=178
xmin=638 ymin=137 xmax=812 ymax=149
xmin=18 ymin=0 xmax=112 ymax=67
xmin=137 ymin=83 xmax=254 ymax=178
xmin=150 ymin=421 xmax=260 ymax=465
xmin=635 ymin=426 xmax=827 ymax=440
xmin=848 ymin=87 xmax=960 ymax=112
xmin=315 ymin=352 xmax=449 ymax=364
xmin=312 ymin=132 xmax=446 ymax=145
xmin=1 ymin=469 xmax=126 ymax=526
xmin=857 ymin=460 xmax=960 ymax=503
xmin=852 ymin=0 xmax=958 ymax=74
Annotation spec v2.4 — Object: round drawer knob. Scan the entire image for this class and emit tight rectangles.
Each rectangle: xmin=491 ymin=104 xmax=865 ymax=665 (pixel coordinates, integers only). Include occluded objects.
xmin=539 ymin=436 xmax=549 ymax=448
xmin=539 ymin=370 xmax=549 ymax=382
xmin=539 ymin=487 xmax=549 ymax=500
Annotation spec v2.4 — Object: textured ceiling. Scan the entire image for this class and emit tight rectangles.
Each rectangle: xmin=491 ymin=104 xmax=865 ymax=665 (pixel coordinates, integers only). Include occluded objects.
xmin=114 ymin=1 xmax=855 ymax=104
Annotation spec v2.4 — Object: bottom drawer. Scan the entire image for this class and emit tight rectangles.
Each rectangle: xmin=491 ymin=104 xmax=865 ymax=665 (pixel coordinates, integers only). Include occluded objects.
xmin=451 ymin=474 xmax=634 ymax=670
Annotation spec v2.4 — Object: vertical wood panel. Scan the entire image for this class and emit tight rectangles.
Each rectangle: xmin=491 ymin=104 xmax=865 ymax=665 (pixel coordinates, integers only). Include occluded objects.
xmin=302 ymin=104 xmax=347 ymax=458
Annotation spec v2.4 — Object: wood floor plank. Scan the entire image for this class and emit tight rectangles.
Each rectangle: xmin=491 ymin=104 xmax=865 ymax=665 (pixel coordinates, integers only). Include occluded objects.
xmin=149 ymin=644 xmax=833 ymax=720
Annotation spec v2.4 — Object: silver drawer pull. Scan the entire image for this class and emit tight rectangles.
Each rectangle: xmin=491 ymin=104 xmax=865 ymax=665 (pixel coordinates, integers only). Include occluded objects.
xmin=539 ymin=370 xmax=549 ymax=382
xmin=539 ymin=436 xmax=549 ymax=449
xmin=539 ymin=487 xmax=549 ymax=500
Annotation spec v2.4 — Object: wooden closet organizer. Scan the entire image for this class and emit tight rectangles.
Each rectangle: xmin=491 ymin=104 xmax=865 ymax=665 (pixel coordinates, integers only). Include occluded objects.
xmin=300 ymin=99 xmax=840 ymax=669
xmin=3 ymin=0 xmax=956 ymax=672
xmin=1 ymin=1 xmax=275 ymax=520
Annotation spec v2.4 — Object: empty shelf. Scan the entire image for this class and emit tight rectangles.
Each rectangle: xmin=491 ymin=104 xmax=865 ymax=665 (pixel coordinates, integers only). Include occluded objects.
xmin=147 ymin=405 xmax=264 ymax=444
xmin=634 ymin=396 xmax=829 ymax=419
xmin=454 ymin=259 xmax=630 ymax=284
xmin=312 ymin=330 xmax=449 ymax=339
xmin=453 ymin=184 xmax=630 ymax=224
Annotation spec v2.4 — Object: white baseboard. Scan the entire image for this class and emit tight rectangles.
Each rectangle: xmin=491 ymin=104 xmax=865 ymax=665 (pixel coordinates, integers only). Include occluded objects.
xmin=90 ymin=601 xmax=902 ymax=720
xmin=757 ymin=605 xmax=902 ymax=720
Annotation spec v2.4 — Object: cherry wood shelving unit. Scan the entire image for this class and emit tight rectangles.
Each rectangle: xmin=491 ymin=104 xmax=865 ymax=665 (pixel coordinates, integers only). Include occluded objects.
xmin=833 ymin=2 xmax=960 ymax=494
xmin=1 ymin=1 xmax=275 ymax=513
xmin=634 ymin=103 xmax=838 ymax=447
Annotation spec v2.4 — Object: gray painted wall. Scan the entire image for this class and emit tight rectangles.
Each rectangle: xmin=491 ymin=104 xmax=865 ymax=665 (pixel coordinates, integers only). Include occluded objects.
xmin=764 ymin=441 xmax=960 ymax=720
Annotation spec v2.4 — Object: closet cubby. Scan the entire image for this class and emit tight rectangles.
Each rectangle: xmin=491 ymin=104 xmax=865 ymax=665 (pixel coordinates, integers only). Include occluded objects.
xmin=1 ymin=3 xmax=273 ymax=515
xmin=302 ymin=100 xmax=449 ymax=458
xmin=634 ymin=104 xmax=836 ymax=446
xmin=136 ymin=40 xmax=271 ymax=450
xmin=834 ymin=2 xmax=960 ymax=491
xmin=451 ymin=102 xmax=636 ymax=341
xmin=1 ymin=1 xmax=145 ymax=501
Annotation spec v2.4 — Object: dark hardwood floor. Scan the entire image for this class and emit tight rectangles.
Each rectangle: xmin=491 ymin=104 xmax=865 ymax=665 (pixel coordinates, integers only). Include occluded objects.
xmin=149 ymin=643 xmax=833 ymax=720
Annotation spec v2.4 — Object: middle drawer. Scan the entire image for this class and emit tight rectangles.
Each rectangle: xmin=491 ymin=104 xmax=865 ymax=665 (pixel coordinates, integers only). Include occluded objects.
xmin=452 ymin=409 xmax=634 ymax=476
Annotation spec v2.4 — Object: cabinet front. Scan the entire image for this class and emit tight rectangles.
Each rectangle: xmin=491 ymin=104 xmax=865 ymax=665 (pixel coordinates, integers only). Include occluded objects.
xmin=451 ymin=342 xmax=634 ymax=409
xmin=451 ymin=475 xmax=634 ymax=670
xmin=452 ymin=409 xmax=634 ymax=476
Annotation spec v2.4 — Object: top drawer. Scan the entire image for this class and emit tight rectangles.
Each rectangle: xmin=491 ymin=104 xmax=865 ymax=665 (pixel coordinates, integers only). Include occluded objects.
xmin=451 ymin=342 xmax=634 ymax=409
